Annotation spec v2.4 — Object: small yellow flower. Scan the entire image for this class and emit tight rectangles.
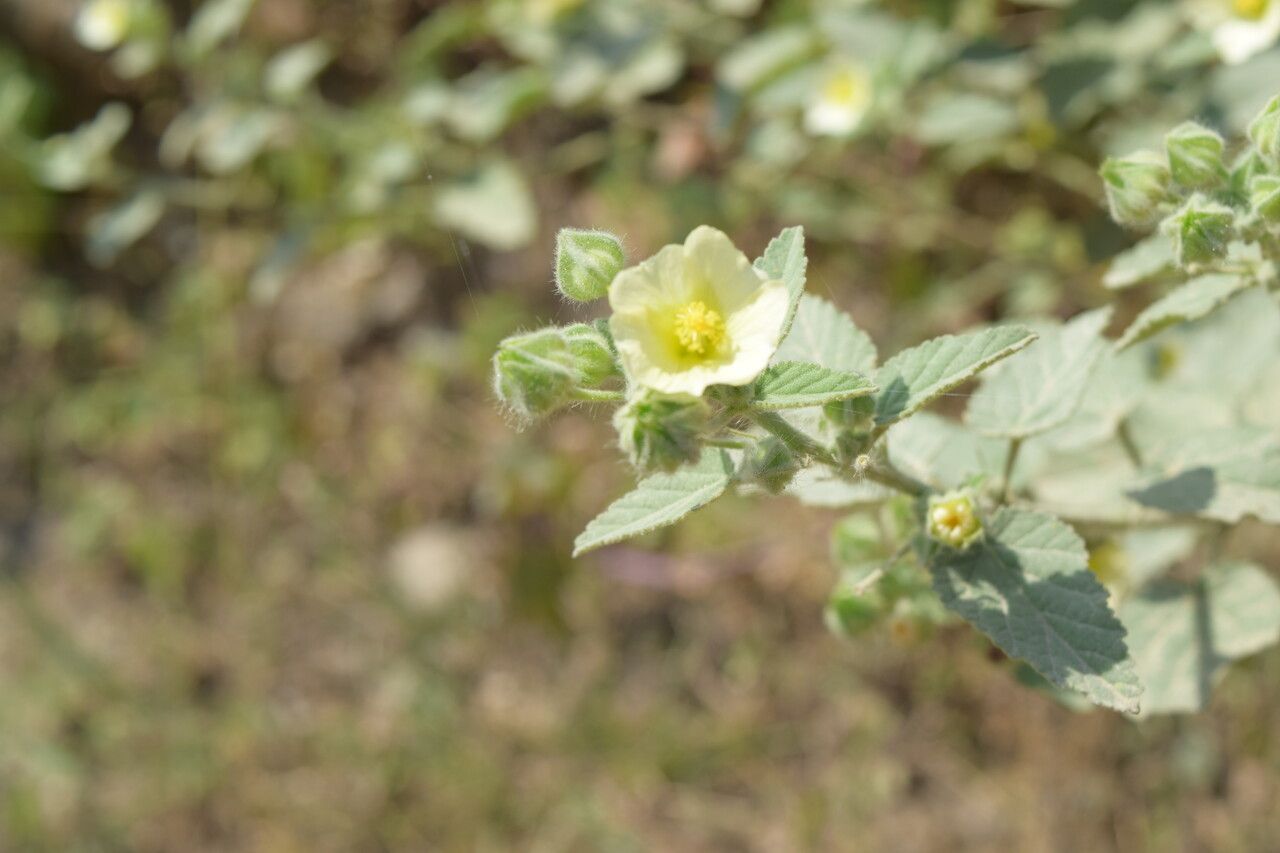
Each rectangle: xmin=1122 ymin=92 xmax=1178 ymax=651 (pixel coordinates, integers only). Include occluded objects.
xmin=1190 ymin=0 xmax=1280 ymax=64
xmin=927 ymin=492 xmax=983 ymax=550
xmin=804 ymin=59 xmax=873 ymax=137
xmin=75 ymin=0 xmax=132 ymax=51
xmin=608 ymin=226 xmax=789 ymax=396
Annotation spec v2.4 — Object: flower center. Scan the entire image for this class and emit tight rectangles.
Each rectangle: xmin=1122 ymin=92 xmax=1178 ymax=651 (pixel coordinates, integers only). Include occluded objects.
xmin=928 ymin=498 xmax=981 ymax=546
xmin=673 ymin=300 xmax=726 ymax=357
xmin=822 ymin=69 xmax=869 ymax=107
xmin=1233 ymin=0 xmax=1269 ymax=20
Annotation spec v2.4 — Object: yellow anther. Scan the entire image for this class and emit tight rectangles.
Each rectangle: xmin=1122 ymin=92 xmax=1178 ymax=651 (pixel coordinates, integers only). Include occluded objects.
xmin=822 ymin=69 xmax=868 ymax=106
xmin=1234 ymin=0 xmax=1269 ymax=20
xmin=673 ymin=300 xmax=726 ymax=356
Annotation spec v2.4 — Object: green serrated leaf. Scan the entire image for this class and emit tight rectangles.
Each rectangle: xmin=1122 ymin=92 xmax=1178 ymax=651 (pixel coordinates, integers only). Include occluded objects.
xmin=965 ymin=308 xmax=1112 ymax=439
xmin=873 ymin=326 xmax=1037 ymax=428
xmin=926 ymin=507 xmax=1143 ymax=713
xmin=1121 ymin=562 xmax=1280 ymax=714
xmin=753 ymin=226 xmax=807 ymax=340
xmin=1104 ymin=232 xmax=1176 ymax=290
xmin=752 ymin=361 xmax=876 ymax=410
xmin=1115 ymin=273 xmax=1254 ymax=350
xmin=773 ymin=293 xmax=877 ymax=374
xmin=1127 ymin=427 xmax=1280 ymax=523
xmin=573 ymin=451 xmax=734 ymax=556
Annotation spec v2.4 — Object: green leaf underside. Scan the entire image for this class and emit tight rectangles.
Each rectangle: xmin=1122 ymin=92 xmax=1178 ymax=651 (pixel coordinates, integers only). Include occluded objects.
xmin=926 ymin=507 xmax=1143 ymax=713
xmin=753 ymin=226 xmax=807 ymax=341
xmin=573 ymin=451 xmax=734 ymax=556
xmin=887 ymin=413 xmax=1007 ymax=491
xmin=1127 ymin=427 xmax=1280 ymax=523
xmin=965 ymin=308 xmax=1112 ymax=439
xmin=1104 ymin=232 xmax=1175 ymax=290
xmin=752 ymin=362 xmax=876 ymax=410
xmin=1116 ymin=274 xmax=1254 ymax=350
xmin=1120 ymin=562 xmax=1280 ymax=714
xmin=773 ymin=294 xmax=878 ymax=375
xmin=873 ymin=326 xmax=1038 ymax=427
xmin=784 ymin=466 xmax=894 ymax=508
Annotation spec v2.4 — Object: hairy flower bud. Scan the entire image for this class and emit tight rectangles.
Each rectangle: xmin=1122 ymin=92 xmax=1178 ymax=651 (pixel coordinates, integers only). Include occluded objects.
xmin=1165 ymin=122 xmax=1227 ymax=190
xmin=1230 ymin=149 xmax=1268 ymax=200
xmin=1165 ymin=197 xmax=1235 ymax=267
xmin=926 ymin=491 xmax=983 ymax=550
xmin=825 ymin=580 xmax=883 ymax=637
xmin=613 ymin=391 xmax=708 ymax=474
xmin=492 ymin=328 xmax=577 ymax=423
xmin=561 ymin=323 xmax=619 ymax=387
xmin=739 ymin=436 xmax=800 ymax=494
xmin=555 ymin=228 xmax=625 ymax=302
xmin=1100 ymin=151 xmax=1174 ymax=228
xmin=1248 ymin=94 xmax=1280 ymax=167
xmin=1250 ymin=174 xmax=1280 ymax=224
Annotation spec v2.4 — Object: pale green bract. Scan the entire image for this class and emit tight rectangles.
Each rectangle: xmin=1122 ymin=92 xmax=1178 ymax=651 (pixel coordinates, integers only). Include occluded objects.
xmin=925 ymin=507 xmax=1143 ymax=713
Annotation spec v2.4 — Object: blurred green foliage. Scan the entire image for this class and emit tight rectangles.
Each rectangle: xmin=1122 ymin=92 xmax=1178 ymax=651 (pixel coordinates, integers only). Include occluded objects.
xmin=1 ymin=0 xmax=1279 ymax=848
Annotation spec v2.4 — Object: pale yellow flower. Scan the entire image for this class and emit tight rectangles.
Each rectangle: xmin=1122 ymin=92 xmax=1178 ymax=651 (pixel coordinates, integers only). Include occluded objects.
xmin=609 ymin=226 xmax=789 ymax=396
xmin=75 ymin=0 xmax=132 ymax=51
xmin=804 ymin=59 xmax=873 ymax=137
xmin=1190 ymin=0 xmax=1280 ymax=64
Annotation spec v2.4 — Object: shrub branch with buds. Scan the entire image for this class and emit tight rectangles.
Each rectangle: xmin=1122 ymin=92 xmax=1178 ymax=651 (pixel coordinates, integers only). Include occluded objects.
xmin=492 ymin=96 xmax=1280 ymax=717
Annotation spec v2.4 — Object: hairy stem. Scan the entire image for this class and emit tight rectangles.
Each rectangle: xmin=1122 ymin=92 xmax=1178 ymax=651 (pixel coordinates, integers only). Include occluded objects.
xmin=1000 ymin=437 xmax=1022 ymax=504
xmin=570 ymin=388 xmax=625 ymax=403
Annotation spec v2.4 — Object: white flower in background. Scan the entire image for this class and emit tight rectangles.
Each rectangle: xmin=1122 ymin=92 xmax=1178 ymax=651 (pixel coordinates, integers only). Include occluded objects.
xmin=1192 ymin=0 xmax=1280 ymax=65
xmin=804 ymin=59 xmax=873 ymax=137
xmin=75 ymin=0 xmax=132 ymax=51
xmin=609 ymin=226 xmax=788 ymax=396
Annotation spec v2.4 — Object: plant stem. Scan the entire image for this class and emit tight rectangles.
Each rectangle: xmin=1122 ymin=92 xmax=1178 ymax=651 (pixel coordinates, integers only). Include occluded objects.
xmin=858 ymin=458 xmax=929 ymax=497
xmin=1000 ymin=437 xmax=1022 ymax=504
xmin=1117 ymin=419 xmax=1143 ymax=467
xmin=705 ymin=437 xmax=749 ymax=450
xmin=747 ymin=410 xmax=839 ymax=467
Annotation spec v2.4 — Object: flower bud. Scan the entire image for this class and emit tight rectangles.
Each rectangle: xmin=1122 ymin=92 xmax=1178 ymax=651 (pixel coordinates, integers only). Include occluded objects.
xmin=1229 ymin=149 xmax=1268 ymax=200
xmin=1165 ymin=122 xmax=1226 ymax=190
xmin=739 ymin=436 xmax=800 ymax=494
xmin=926 ymin=491 xmax=983 ymax=550
xmin=613 ymin=391 xmax=708 ymax=474
xmin=492 ymin=328 xmax=577 ymax=423
xmin=1100 ymin=151 xmax=1174 ymax=228
xmin=825 ymin=580 xmax=883 ymax=637
xmin=561 ymin=323 xmax=619 ymax=387
xmin=1248 ymin=94 xmax=1280 ymax=167
xmin=1250 ymin=174 xmax=1280 ymax=224
xmin=554 ymin=228 xmax=625 ymax=302
xmin=830 ymin=514 xmax=881 ymax=568
xmin=1165 ymin=197 xmax=1235 ymax=267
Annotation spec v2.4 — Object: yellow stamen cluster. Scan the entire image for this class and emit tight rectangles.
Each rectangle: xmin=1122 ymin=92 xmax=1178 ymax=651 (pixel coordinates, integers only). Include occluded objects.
xmin=927 ymin=493 xmax=983 ymax=549
xmin=823 ymin=69 xmax=868 ymax=106
xmin=1234 ymin=0 xmax=1269 ymax=20
xmin=673 ymin=300 xmax=726 ymax=357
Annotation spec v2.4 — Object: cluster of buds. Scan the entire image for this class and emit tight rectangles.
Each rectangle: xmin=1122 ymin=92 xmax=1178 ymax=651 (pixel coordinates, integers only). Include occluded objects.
xmin=1102 ymin=94 xmax=1280 ymax=270
xmin=492 ymin=323 xmax=619 ymax=423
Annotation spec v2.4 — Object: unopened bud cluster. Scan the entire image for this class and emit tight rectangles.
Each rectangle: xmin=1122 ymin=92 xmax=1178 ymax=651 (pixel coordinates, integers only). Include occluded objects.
xmin=492 ymin=324 xmax=620 ymax=424
xmin=1102 ymin=95 xmax=1280 ymax=272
